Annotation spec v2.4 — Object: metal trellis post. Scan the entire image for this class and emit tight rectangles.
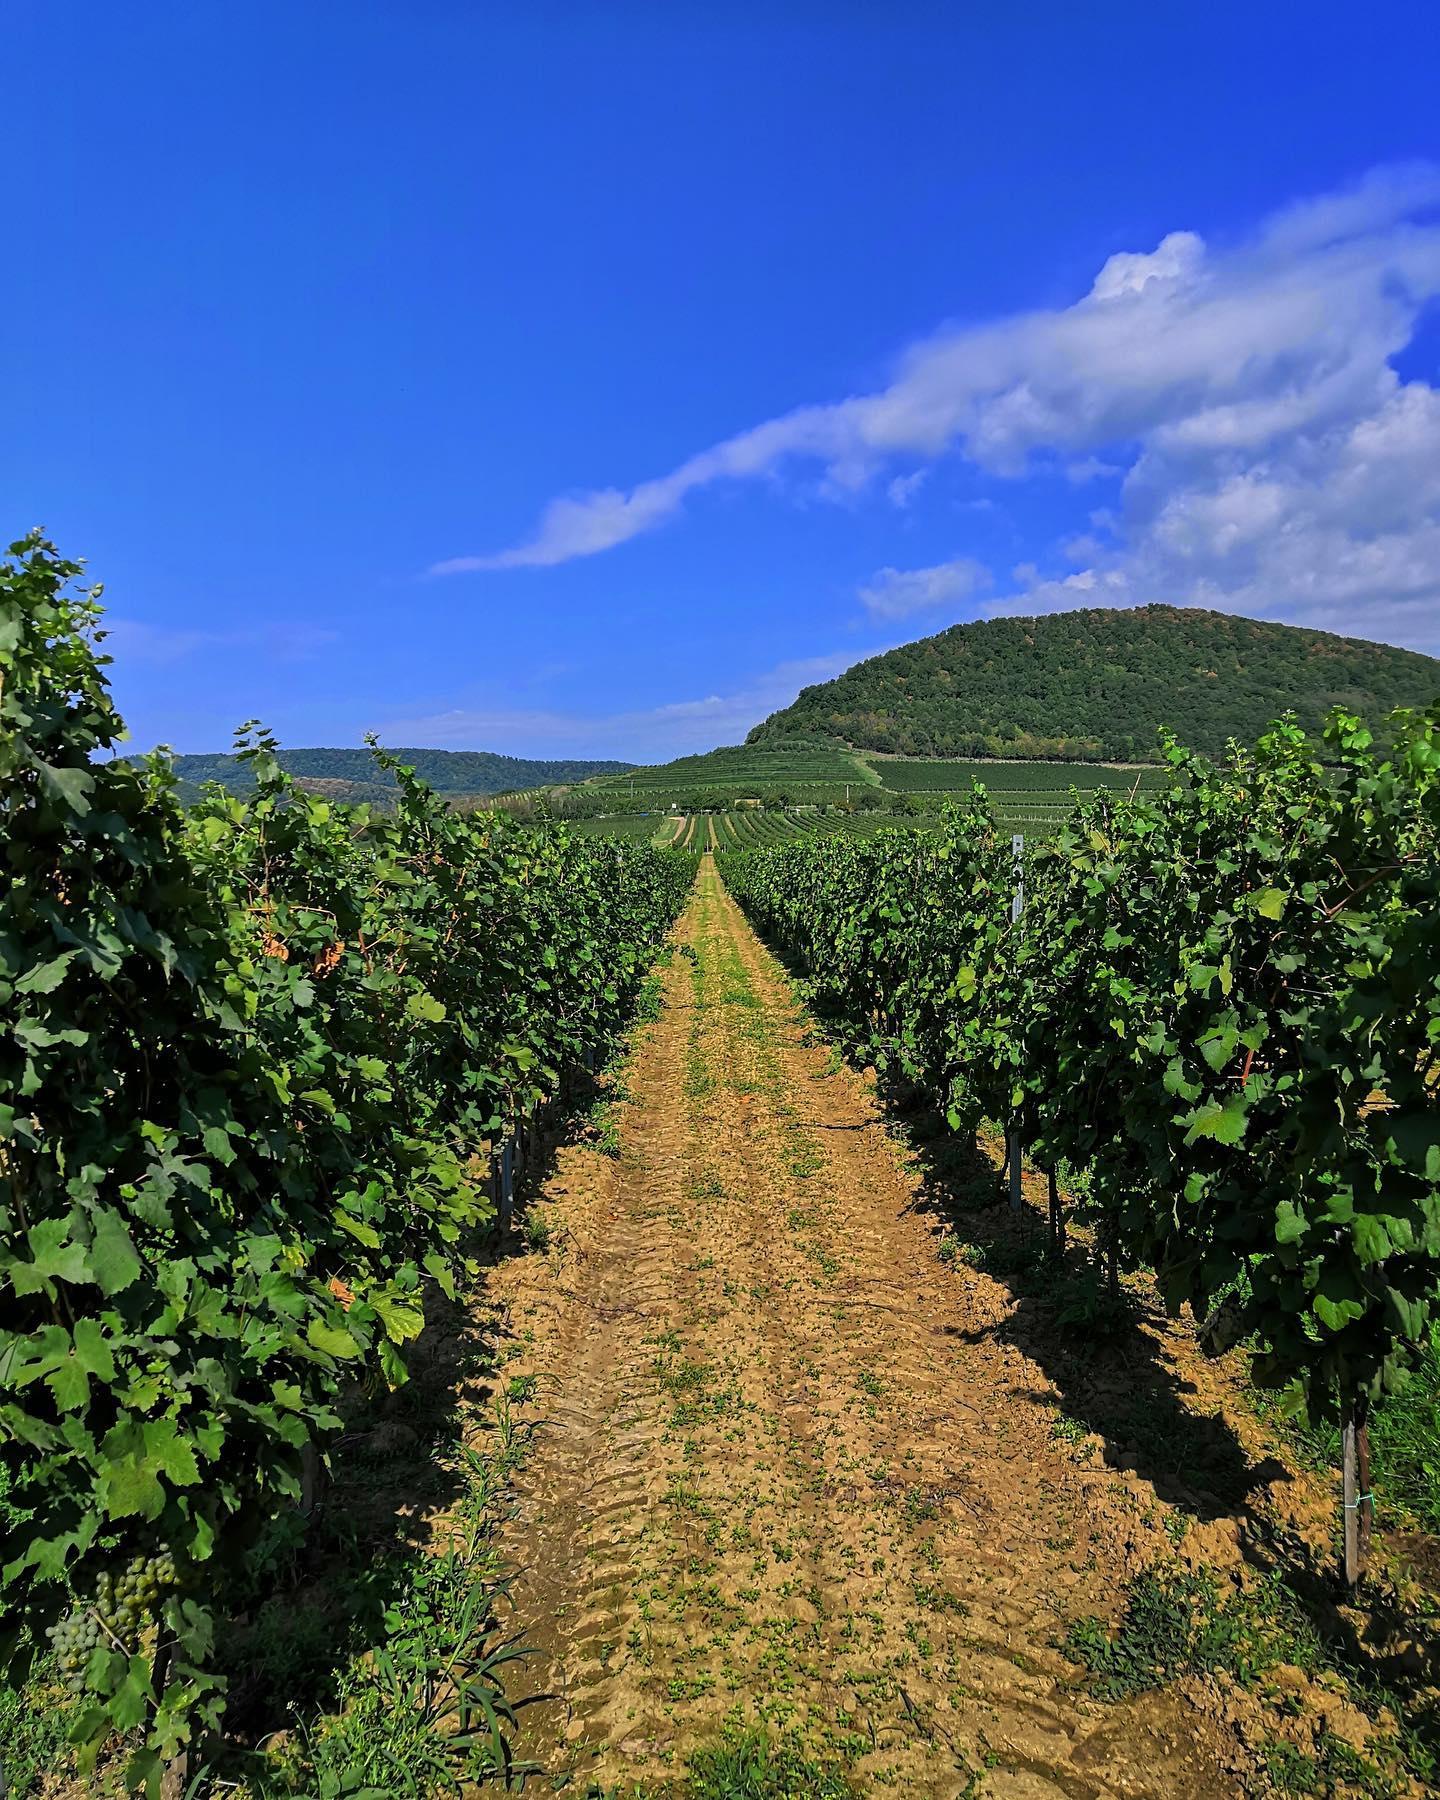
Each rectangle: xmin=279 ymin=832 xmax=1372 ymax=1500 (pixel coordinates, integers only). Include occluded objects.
xmin=1008 ymin=832 xmax=1025 ymax=1213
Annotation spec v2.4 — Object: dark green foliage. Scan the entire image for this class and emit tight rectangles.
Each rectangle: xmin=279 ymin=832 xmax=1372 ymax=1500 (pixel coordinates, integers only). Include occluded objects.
xmin=1 ymin=536 xmax=300 ymax=1787
xmin=1019 ymin=716 xmax=1440 ymax=1414
xmin=0 ymin=535 xmax=693 ymax=1790
xmin=746 ymin=605 xmax=1440 ymax=761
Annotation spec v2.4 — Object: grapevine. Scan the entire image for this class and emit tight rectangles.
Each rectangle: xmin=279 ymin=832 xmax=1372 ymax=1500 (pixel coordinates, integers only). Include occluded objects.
xmin=724 ymin=708 xmax=1440 ymax=1584
xmin=0 ymin=534 xmax=694 ymax=1791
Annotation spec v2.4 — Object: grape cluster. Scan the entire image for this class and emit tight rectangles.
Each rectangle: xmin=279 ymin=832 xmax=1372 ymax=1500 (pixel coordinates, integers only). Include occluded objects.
xmin=47 ymin=1550 xmax=179 ymax=1692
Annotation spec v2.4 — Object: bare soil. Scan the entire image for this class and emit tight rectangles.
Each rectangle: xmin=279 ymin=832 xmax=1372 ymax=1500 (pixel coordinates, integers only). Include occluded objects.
xmin=478 ymin=859 xmax=1430 ymax=1797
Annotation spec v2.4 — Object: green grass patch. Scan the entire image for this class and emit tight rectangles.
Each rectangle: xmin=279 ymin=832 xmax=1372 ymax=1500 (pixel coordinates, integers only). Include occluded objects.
xmin=0 ymin=1647 xmax=69 ymax=1798
xmin=1066 ymin=1568 xmax=1432 ymax=1796
xmin=593 ymin=1720 xmax=857 ymax=1796
xmin=1065 ymin=1568 xmax=1319 ymax=1699
xmin=1262 ymin=1733 xmax=1408 ymax=1799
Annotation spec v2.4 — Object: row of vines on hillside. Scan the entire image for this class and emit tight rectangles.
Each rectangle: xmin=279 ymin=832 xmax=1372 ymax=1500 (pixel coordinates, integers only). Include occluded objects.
xmin=0 ymin=535 xmax=695 ymax=1791
xmin=723 ymin=709 xmax=1440 ymax=1583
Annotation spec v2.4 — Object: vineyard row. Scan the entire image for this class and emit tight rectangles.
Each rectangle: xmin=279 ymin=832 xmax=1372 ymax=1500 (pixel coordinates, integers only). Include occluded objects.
xmin=722 ymin=708 xmax=1440 ymax=1582
xmin=0 ymin=538 xmax=696 ymax=1790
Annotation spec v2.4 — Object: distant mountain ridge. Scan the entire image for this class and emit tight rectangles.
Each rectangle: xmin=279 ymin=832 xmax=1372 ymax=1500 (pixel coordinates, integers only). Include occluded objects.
xmin=173 ymin=746 xmax=632 ymax=801
xmin=747 ymin=605 xmax=1440 ymax=761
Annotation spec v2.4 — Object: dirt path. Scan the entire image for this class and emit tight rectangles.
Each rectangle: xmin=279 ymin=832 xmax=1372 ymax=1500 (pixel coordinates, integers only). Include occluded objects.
xmin=480 ymin=860 xmax=1306 ymax=1796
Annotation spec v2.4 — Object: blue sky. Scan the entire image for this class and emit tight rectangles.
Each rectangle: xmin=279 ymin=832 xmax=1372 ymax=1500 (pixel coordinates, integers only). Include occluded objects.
xmin=7 ymin=3 xmax=1439 ymax=760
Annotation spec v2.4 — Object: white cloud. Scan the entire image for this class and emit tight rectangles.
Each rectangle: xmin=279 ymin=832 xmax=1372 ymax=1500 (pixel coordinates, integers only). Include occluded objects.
xmin=374 ymin=650 xmax=877 ymax=762
xmin=434 ymin=163 xmax=1440 ymax=651
xmin=1010 ymin=376 xmax=1440 ymax=651
xmin=1087 ymin=230 xmax=1205 ymax=301
xmin=1065 ymin=457 xmax=1122 ymax=484
xmin=858 ymin=556 xmax=991 ymax=619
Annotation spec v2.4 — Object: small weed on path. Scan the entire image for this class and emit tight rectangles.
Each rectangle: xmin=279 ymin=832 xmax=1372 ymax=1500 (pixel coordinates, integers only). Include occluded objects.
xmin=591 ymin=1719 xmax=857 ymax=1799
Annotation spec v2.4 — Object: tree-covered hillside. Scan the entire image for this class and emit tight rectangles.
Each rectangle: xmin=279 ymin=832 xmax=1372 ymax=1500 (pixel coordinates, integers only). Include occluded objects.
xmin=746 ymin=606 xmax=1440 ymax=761
xmin=172 ymin=746 xmax=632 ymax=799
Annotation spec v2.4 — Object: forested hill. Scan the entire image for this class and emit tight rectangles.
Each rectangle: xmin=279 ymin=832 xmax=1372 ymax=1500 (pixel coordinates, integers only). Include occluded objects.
xmin=172 ymin=747 xmax=631 ymax=802
xmin=746 ymin=606 xmax=1440 ymax=761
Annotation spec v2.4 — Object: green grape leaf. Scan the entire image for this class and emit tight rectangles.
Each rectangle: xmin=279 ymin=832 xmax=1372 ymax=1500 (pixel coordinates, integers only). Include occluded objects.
xmin=307 ymin=1318 xmax=362 ymax=1359
xmin=1181 ymin=1096 xmax=1249 ymax=1146
xmin=90 ymin=1210 xmax=143 ymax=1296
xmin=1251 ymin=887 xmax=1290 ymax=919
xmin=1274 ymin=1200 xmax=1306 ymax=1245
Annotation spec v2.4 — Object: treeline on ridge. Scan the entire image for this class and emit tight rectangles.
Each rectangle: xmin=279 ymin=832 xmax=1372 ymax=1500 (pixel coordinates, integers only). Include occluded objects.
xmin=171 ymin=745 xmax=633 ymax=801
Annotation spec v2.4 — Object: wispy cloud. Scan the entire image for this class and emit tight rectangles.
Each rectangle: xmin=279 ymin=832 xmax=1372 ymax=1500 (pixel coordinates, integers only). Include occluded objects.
xmin=374 ymin=650 xmax=874 ymax=762
xmin=858 ymin=556 xmax=990 ymax=619
xmin=433 ymin=162 xmax=1440 ymax=648
xmin=105 ymin=618 xmax=339 ymax=665
xmin=886 ymin=468 xmax=929 ymax=508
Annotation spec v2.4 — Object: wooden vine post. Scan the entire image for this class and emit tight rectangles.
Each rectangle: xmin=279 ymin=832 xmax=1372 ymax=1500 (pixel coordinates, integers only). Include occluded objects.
xmin=500 ymin=1135 xmax=515 ymax=1230
xmin=528 ymin=1099 xmax=542 ymax=1168
xmin=1340 ymin=1389 xmax=1373 ymax=1588
xmin=1008 ymin=833 xmax=1025 ymax=1213
xmin=160 ymin=1755 xmax=193 ymax=1800
xmin=146 ymin=1639 xmax=194 ymax=1800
